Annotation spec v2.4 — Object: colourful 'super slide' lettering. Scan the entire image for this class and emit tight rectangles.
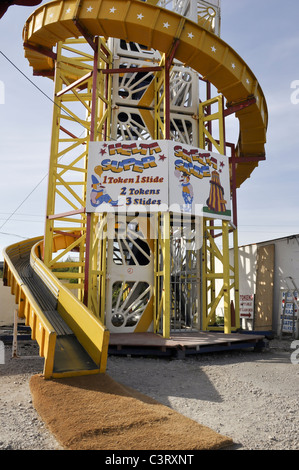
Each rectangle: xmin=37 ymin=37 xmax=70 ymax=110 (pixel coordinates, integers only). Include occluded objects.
xmin=107 ymin=141 xmax=162 ymax=156
xmin=100 ymin=155 xmax=157 ymax=173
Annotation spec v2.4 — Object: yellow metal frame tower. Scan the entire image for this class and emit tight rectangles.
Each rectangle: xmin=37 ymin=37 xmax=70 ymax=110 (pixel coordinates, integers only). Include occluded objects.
xmin=2 ymin=0 xmax=267 ymax=377
xmin=22 ymin=0 xmax=267 ymax=338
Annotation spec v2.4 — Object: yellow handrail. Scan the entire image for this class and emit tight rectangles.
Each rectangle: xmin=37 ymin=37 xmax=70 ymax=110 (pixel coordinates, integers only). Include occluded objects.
xmin=31 ymin=240 xmax=110 ymax=373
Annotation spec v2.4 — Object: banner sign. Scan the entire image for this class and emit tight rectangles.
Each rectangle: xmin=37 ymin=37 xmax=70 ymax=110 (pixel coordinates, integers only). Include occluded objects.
xmin=86 ymin=140 xmax=231 ymax=219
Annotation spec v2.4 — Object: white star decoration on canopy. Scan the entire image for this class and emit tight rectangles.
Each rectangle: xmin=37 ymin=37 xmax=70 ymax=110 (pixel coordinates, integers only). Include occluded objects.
xmin=81 ymin=2 xmax=252 ymax=92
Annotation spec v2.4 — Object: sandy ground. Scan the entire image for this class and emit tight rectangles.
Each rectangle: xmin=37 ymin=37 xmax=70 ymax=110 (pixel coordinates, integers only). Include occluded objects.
xmin=0 ymin=333 xmax=298 ymax=451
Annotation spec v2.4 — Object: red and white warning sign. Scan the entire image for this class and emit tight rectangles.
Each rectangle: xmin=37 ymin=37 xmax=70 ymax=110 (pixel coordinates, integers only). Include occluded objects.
xmin=240 ymin=294 xmax=254 ymax=319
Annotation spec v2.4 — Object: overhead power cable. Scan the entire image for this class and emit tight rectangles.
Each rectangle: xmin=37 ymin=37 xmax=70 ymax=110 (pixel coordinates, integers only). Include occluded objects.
xmin=0 ymin=48 xmax=116 ymax=230
xmin=0 ymin=49 xmax=89 ymax=129
xmin=0 ymin=174 xmax=48 ymax=231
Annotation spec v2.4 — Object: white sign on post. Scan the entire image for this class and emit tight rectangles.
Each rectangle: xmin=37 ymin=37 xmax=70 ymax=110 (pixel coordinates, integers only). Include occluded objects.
xmin=281 ymin=291 xmax=298 ymax=334
xmin=0 ymin=340 xmax=4 ymax=364
xmin=86 ymin=140 xmax=231 ymax=219
xmin=240 ymin=294 xmax=254 ymax=319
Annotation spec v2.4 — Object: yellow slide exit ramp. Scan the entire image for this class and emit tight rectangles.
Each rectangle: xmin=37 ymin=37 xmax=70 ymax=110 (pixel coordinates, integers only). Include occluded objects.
xmin=3 ymin=236 xmax=110 ymax=379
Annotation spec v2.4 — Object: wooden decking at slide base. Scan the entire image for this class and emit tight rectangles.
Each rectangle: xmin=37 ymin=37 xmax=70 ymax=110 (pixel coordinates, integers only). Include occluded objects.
xmin=109 ymin=331 xmax=266 ymax=357
xmin=3 ymin=0 xmax=268 ymax=377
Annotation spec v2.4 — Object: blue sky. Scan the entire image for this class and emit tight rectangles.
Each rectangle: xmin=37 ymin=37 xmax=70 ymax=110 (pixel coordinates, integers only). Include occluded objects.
xmin=0 ymin=0 xmax=299 ymax=259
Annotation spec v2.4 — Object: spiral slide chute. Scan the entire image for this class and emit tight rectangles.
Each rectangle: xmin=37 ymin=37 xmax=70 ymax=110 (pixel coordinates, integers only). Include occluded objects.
xmin=23 ymin=0 xmax=267 ymax=188
xmin=3 ymin=236 xmax=110 ymax=379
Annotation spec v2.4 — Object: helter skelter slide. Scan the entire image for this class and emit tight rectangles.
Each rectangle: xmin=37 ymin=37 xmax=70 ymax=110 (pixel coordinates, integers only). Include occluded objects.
xmin=3 ymin=0 xmax=268 ymax=379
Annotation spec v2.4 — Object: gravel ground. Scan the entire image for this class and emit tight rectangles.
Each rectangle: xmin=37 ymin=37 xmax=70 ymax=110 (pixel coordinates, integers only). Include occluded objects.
xmin=0 ymin=333 xmax=298 ymax=451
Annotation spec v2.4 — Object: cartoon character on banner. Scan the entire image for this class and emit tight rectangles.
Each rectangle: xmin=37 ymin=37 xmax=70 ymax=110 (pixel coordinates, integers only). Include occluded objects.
xmin=174 ymin=170 xmax=194 ymax=211
xmin=90 ymin=175 xmax=120 ymax=207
